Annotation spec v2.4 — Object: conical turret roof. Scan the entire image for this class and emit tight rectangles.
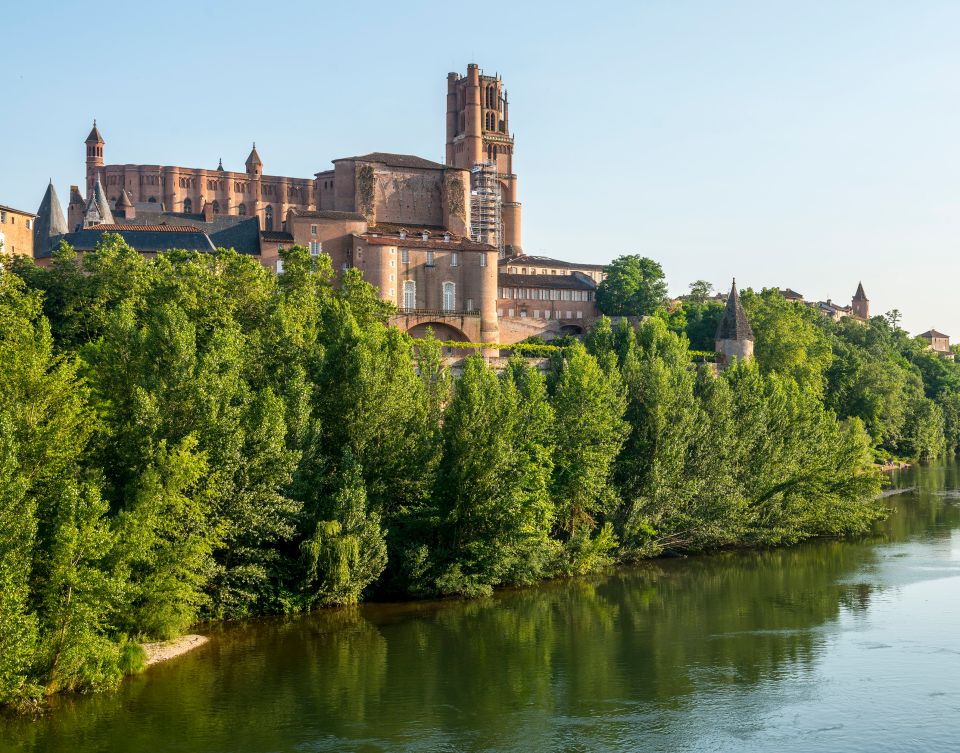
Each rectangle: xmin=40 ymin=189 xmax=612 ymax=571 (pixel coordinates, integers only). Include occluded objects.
xmin=853 ymin=282 xmax=868 ymax=301
xmin=85 ymin=120 xmax=104 ymax=143
xmin=245 ymin=143 xmax=262 ymax=168
xmin=716 ymin=279 xmax=754 ymax=341
xmin=33 ymin=181 xmax=68 ymax=256
xmin=116 ymin=189 xmax=133 ymax=209
xmin=84 ymin=174 xmax=115 ymax=226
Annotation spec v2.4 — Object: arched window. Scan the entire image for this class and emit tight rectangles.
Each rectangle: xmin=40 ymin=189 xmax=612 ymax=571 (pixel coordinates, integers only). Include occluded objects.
xmin=212 ymin=199 xmax=220 ymax=214
xmin=183 ymin=198 xmax=192 ymax=214
xmin=442 ymin=281 xmax=456 ymax=312
xmin=264 ymin=205 xmax=274 ymax=231
xmin=403 ymin=280 xmax=416 ymax=310
xmin=148 ymin=196 xmax=157 ymax=203
xmin=238 ymin=203 xmax=247 ymax=216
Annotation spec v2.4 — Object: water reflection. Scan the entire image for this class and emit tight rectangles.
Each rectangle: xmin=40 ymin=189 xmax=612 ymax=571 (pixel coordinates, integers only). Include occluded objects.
xmin=3 ymin=464 xmax=960 ymax=753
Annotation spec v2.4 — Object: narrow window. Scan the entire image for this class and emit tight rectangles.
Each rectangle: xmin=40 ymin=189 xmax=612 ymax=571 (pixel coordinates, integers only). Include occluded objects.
xmin=480 ymin=254 xmax=487 ymax=267
xmin=426 ymin=250 xmax=434 ymax=266
xmin=442 ymin=281 xmax=456 ymax=311
xmin=451 ymin=252 xmax=459 ymax=267
xmin=238 ymin=203 xmax=247 ymax=216
xmin=265 ymin=205 xmax=274 ymax=231
xmin=276 ymin=259 xmax=284 ymax=274
xmin=211 ymin=199 xmax=219 ymax=214
xmin=311 ymin=224 xmax=317 ymax=235
xmin=401 ymin=248 xmax=409 ymax=263
xmin=183 ymin=198 xmax=193 ymax=213
xmin=310 ymin=241 xmax=321 ymax=256
xmin=403 ymin=280 xmax=416 ymax=309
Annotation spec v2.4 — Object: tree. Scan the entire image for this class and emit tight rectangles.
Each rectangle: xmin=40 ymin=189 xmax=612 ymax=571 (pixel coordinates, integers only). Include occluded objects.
xmin=550 ymin=343 xmax=628 ymax=572
xmin=595 ymin=255 xmax=668 ymax=317
xmin=688 ymin=279 xmax=714 ymax=303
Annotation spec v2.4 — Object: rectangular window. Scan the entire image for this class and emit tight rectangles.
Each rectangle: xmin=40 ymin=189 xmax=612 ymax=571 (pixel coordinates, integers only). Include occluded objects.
xmin=533 ymin=310 xmax=540 ymax=319
xmin=311 ymin=224 xmax=318 ymax=235
xmin=466 ymin=298 xmax=474 ymax=311
xmin=508 ymin=308 xmax=515 ymax=317
xmin=562 ymin=290 xmax=572 ymax=301
xmin=544 ymin=310 xmax=551 ymax=320
xmin=576 ymin=311 xmax=583 ymax=319
xmin=480 ymin=254 xmax=487 ymax=267
xmin=401 ymin=249 xmax=409 ymax=263
xmin=451 ymin=252 xmax=459 ymax=267
xmin=0 ymin=211 xmax=6 ymax=223
xmin=309 ymin=241 xmax=321 ymax=256
xmin=276 ymin=259 xmax=284 ymax=274
xmin=426 ymin=251 xmax=435 ymax=266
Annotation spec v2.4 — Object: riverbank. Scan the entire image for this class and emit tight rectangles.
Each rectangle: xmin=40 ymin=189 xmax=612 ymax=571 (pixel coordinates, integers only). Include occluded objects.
xmin=142 ymin=635 xmax=209 ymax=667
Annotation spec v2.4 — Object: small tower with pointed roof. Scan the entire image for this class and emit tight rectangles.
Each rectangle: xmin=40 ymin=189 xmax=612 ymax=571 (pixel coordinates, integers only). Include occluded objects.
xmin=85 ymin=120 xmax=105 ymax=201
xmin=34 ymin=181 xmax=69 ymax=257
xmin=115 ymin=189 xmax=135 ymax=220
xmin=245 ymin=143 xmax=262 ymax=176
xmin=84 ymin=174 xmax=115 ymax=227
xmin=852 ymin=282 xmax=869 ymax=320
xmin=715 ymin=279 xmax=754 ymax=366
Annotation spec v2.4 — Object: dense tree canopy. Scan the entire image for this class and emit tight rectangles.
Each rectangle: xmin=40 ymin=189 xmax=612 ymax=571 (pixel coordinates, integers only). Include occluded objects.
xmin=0 ymin=238 xmax=901 ymax=710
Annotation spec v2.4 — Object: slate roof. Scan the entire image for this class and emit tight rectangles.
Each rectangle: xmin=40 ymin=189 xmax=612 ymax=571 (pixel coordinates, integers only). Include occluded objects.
xmin=85 ymin=121 xmax=104 ymax=143
xmin=920 ymin=329 xmax=950 ymax=339
xmin=84 ymin=174 xmax=114 ymax=226
xmin=261 ymin=231 xmax=294 ymax=242
xmin=500 ymin=253 xmax=605 ymax=271
xmin=499 ymin=272 xmax=597 ymax=291
xmin=31 ymin=183 xmax=67 ymax=258
xmin=122 ymin=210 xmax=262 ymax=254
xmin=245 ymin=144 xmax=262 ymax=167
xmin=716 ymin=280 xmax=754 ymax=341
xmin=55 ymin=227 xmax=216 ymax=256
xmin=779 ymin=288 xmax=805 ymax=300
xmin=853 ymin=282 xmax=868 ymax=301
xmin=333 ymin=152 xmax=446 ymax=170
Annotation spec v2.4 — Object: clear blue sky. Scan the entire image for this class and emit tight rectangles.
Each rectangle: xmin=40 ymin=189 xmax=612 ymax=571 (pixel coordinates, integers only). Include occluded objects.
xmin=3 ymin=1 xmax=958 ymax=336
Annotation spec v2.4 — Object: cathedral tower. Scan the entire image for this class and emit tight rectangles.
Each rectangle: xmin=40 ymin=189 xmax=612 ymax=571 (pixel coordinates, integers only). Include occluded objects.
xmin=85 ymin=121 xmax=105 ymax=201
xmin=445 ymin=64 xmax=522 ymax=255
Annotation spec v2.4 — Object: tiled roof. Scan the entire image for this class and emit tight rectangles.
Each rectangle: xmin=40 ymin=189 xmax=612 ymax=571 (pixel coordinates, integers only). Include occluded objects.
xmin=920 ymin=329 xmax=950 ymax=339
xmin=499 ymin=273 xmax=597 ymax=291
xmin=85 ymin=121 xmax=103 ymax=143
xmin=779 ymin=288 xmax=804 ymax=300
xmin=368 ymin=222 xmax=448 ymax=235
xmin=333 ymin=152 xmax=446 ymax=170
xmin=113 ymin=211 xmax=262 ymax=255
xmin=500 ymin=253 xmax=605 ymax=271
xmin=360 ymin=233 xmax=494 ymax=252
xmin=0 ymin=203 xmax=37 ymax=216
xmin=291 ymin=209 xmax=367 ymax=221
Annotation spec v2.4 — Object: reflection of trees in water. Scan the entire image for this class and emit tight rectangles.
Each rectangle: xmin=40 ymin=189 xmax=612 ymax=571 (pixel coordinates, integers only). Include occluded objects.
xmin=9 ymin=473 xmax=960 ymax=753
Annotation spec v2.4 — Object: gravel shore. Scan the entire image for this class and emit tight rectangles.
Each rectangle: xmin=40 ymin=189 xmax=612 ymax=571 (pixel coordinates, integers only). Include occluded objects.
xmin=142 ymin=635 xmax=209 ymax=667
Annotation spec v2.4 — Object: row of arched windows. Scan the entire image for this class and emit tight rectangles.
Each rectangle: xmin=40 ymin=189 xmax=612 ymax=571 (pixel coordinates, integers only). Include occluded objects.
xmin=179 ymin=199 xmax=271 ymax=226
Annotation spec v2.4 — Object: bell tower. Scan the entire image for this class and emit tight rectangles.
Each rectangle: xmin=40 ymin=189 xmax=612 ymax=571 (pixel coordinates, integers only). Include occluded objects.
xmin=445 ymin=64 xmax=522 ymax=255
xmin=85 ymin=120 xmax=105 ymax=201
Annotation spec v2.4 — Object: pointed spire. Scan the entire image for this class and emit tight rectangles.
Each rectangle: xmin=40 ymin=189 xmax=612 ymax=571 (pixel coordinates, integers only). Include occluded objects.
xmin=84 ymin=173 xmax=115 ymax=227
xmin=85 ymin=119 xmax=104 ymax=144
xmin=33 ymin=182 xmax=69 ymax=256
xmin=245 ymin=142 xmax=262 ymax=173
xmin=116 ymin=189 xmax=133 ymax=209
xmin=853 ymin=281 xmax=868 ymax=301
xmin=716 ymin=278 xmax=754 ymax=342
xmin=217 ymin=158 xmax=224 ymax=172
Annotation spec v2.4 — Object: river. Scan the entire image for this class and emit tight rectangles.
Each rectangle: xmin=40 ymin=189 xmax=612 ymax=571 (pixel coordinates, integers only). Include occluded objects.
xmin=3 ymin=463 xmax=960 ymax=753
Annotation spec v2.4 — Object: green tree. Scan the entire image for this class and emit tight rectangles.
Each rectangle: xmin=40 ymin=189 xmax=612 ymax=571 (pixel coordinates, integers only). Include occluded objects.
xmin=595 ymin=255 xmax=668 ymax=317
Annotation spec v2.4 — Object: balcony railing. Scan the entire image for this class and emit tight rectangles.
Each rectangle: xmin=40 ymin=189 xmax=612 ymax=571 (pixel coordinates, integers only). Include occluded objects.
xmin=396 ymin=308 xmax=480 ymax=317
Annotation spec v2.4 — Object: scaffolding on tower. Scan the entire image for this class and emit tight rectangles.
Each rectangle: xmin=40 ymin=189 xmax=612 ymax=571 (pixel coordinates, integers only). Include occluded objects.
xmin=470 ymin=161 xmax=503 ymax=258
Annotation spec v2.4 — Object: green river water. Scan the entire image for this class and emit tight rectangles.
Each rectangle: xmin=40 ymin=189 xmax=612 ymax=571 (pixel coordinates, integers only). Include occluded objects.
xmin=3 ymin=463 xmax=960 ymax=752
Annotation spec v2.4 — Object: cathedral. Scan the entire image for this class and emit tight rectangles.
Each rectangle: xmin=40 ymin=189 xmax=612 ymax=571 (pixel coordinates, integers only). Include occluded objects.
xmin=33 ymin=64 xmax=602 ymax=346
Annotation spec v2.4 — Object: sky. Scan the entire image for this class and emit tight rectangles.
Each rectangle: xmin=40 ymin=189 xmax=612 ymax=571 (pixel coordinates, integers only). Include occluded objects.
xmin=3 ymin=1 xmax=958 ymax=336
